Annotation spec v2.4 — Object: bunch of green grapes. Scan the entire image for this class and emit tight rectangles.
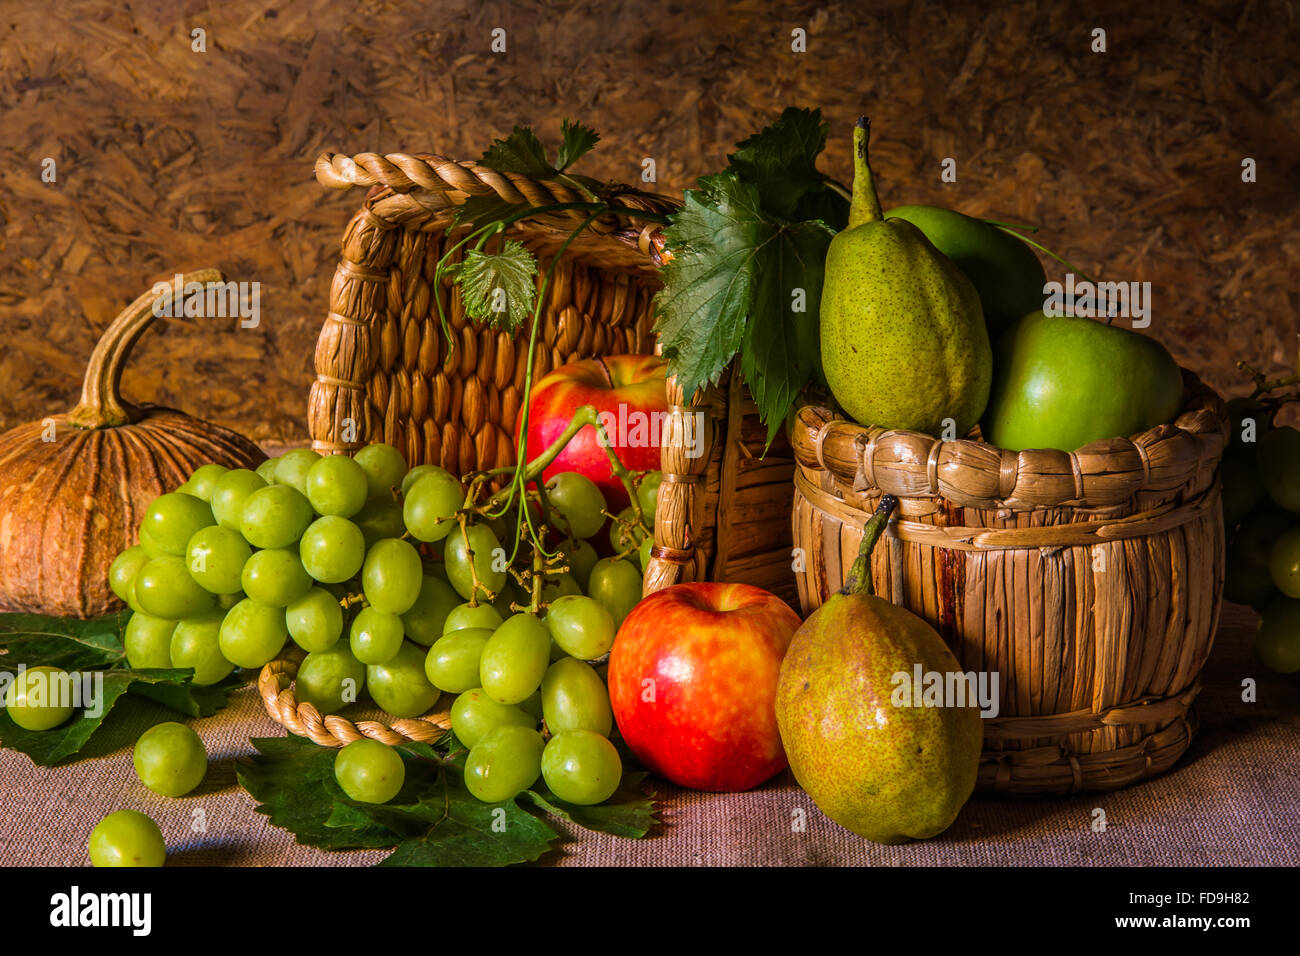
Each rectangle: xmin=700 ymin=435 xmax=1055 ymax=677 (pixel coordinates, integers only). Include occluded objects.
xmin=1219 ymin=397 xmax=1300 ymax=673
xmin=106 ymin=444 xmax=661 ymax=808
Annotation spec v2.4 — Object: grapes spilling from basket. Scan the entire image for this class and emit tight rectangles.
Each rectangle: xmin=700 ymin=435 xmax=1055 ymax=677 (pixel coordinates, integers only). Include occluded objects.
xmin=102 ymin=431 xmax=662 ymax=808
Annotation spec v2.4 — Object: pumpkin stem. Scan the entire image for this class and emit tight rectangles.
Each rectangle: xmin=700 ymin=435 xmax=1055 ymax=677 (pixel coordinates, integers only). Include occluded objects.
xmin=66 ymin=268 xmax=225 ymax=429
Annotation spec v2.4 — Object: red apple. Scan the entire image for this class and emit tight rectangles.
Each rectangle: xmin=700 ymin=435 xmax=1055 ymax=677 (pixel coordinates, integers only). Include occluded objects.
xmin=518 ymin=354 xmax=668 ymax=511
xmin=607 ymin=582 xmax=802 ymax=792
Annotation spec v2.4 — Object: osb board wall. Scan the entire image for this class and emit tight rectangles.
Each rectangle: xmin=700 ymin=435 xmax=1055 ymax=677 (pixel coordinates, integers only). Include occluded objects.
xmin=0 ymin=0 xmax=1296 ymax=445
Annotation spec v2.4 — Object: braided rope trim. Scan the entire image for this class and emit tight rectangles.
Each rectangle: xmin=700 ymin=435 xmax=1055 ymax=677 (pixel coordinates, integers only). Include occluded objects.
xmin=258 ymin=651 xmax=451 ymax=748
xmin=795 ymin=467 xmax=1221 ymax=551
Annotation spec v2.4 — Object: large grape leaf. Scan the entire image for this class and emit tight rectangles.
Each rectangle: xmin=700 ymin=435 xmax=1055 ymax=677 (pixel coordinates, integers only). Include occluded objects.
xmin=0 ymin=612 xmax=242 ymax=765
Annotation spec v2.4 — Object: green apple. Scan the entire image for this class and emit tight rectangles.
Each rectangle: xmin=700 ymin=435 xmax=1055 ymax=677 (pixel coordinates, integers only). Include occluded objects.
xmin=887 ymin=205 xmax=1046 ymax=339
xmin=982 ymin=311 xmax=1183 ymax=452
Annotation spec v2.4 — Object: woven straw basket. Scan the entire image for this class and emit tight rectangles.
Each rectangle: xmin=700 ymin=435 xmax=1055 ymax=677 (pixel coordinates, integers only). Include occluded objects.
xmin=789 ymin=370 xmax=1230 ymax=795
xmin=260 ymin=146 xmax=797 ymax=747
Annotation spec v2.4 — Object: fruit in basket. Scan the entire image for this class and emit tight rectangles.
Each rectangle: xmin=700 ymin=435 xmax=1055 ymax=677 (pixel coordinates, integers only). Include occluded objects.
xmin=0 ymin=270 xmax=264 ymax=618
xmin=886 ymin=205 xmax=1046 ymax=338
xmin=519 ymin=355 xmax=669 ymax=511
xmin=608 ymin=581 xmax=801 ymax=791
xmin=820 ymin=119 xmax=991 ymax=438
xmin=776 ymin=496 xmax=982 ymax=844
xmin=982 ymin=311 xmax=1183 ymax=452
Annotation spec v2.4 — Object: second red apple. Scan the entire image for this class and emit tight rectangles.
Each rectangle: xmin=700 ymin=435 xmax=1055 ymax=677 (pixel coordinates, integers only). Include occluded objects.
xmin=518 ymin=354 xmax=668 ymax=511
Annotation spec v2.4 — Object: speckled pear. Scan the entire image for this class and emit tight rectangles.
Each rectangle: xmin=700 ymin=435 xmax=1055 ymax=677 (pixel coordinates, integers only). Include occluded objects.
xmin=775 ymin=497 xmax=983 ymax=844
xmin=820 ymin=118 xmax=991 ymax=437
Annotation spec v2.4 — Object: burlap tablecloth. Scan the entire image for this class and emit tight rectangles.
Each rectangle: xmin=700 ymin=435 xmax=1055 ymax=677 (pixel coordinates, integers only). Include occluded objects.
xmin=2 ymin=605 xmax=1296 ymax=867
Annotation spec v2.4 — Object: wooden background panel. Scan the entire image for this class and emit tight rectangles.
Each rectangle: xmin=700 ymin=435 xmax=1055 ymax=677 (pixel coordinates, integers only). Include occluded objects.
xmin=0 ymin=0 xmax=1295 ymax=444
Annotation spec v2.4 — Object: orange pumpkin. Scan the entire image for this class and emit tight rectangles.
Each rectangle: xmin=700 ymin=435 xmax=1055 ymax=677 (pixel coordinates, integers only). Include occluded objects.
xmin=0 ymin=269 xmax=264 ymax=617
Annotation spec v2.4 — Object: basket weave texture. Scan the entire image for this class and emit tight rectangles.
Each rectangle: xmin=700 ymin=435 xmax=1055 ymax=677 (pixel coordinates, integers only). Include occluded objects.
xmin=790 ymin=370 xmax=1230 ymax=795
xmin=262 ymin=148 xmax=798 ymax=747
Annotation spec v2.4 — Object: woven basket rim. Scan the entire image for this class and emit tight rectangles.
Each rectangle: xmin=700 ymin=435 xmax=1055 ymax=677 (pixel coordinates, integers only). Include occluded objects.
xmin=314 ymin=149 xmax=680 ymax=272
xmin=792 ymin=367 xmax=1229 ymax=511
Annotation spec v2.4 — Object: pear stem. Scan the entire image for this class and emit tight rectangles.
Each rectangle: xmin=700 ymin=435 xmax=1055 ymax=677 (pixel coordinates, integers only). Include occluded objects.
xmin=841 ymin=495 xmax=898 ymax=597
xmin=848 ymin=117 xmax=884 ymax=229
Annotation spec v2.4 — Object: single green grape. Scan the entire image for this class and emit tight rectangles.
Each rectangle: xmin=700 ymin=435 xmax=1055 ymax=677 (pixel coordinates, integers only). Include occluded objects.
xmin=135 ymin=555 xmax=216 ymax=620
xmin=241 ymin=548 xmax=313 ymax=607
xmin=541 ymin=730 xmax=622 ymax=805
xmin=169 ymin=610 xmax=235 ymax=685
xmin=545 ymin=472 xmax=608 ymax=540
xmin=443 ymin=601 xmax=504 ymax=635
xmin=608 ymin=505 xmax=650 ymax=554
xmin=366 ymin=641 xmax=439 ymax=717
xmin=587 ymin=557 xmax=643 ymax=629
xmin=334 ymin=739 xmax=405 ymax=804
xmin=479 ymin=613 xmax=551 ymax=705
xmin=1267 ymin=525 xmax=1300 ymax=598
xmin=403 ymin=468 xmax=464 ymax=542
xmin=354 ymin=443 xmax=408 ymax=498
xmin=141 ymin=493 xmax=216 ymax=556
xmin=305 ymin=454 xmax=370 ymax=517
xmin=138 ymin=524 xmax=168 ymax=559
xmin=1256 ymin=596 xmax=1300 ymax=673
xmin=638 ymin=535 xmax=654 ymax=572
xmin=540 ymin=657 xmax=613 ymax=736
xmin=424 ymin=628 xmax=493 ymax=693
xmin=401 ymin=464 xmax=444 ymax=496
xmin=464 ymin=725 xmax=545 ymax=803
xmin=210 ymin=468 xmax=268 ymax=530
xmin=557 ymin=538 xmax=599 ymax=591
xmin=132 ymin=721 xmax=207 ymax=797
xmin=362 ymin=537 xmax=424 ymax=614
xmin=88 ymin=810 xmax=165 ymax=867
xmin=286 ymin=587 xmax=344 ymax=653
xmin=3 ymin=665 xmax=76 ymax=730
xmin=350 ymin=607 xmax=406 ymax=665
xmin=299 ymin=515 xmax=366 ymax=584
xmin=185 ymin=464 xmax=230 ymax=503
xmin=444 ymin=523 xmax=507 ymax=601
xmin=218 ymin=598 xmax=288 ymax=669
xmin=239 ymin=484 xmax=314 ymax=549
xmin=400 ymin=574 xmax=462 ymax=645
xmin=352 ymin=494 xmax=407 ymax=549
xmin=449 ymin=688 xmax=534 ymax=748
xmin=636 ymin=471 xmax=663 ymax=523
xmin=295 ymin=643 xmax=366 ymax=713
xmin=255 ymin=457 xmax=280 ymax=484
xmin=546 ymin=595 xmax=616 ymax=661
xmin=186 ymin=524 xmax=252 ymax=595
xmin=274 ymin=448 xmax=322 ymax=495
xmin=540 ymin=572 xmax=582 ymax=605
xmin=109 ymin=546 xmax=150 ymax=602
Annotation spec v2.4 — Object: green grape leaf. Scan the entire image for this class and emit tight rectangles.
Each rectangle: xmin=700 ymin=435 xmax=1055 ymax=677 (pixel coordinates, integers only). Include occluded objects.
xmin=654 ymin=170 xmax=833 ymax=437
xmin=478 ymin=126 xmax=556 ymax=178
xmin=0 ymin=612 xmax=241 ymax=765
xmin=523 ymin=770 xmax=657 ymax=838
xmin=0 ymin=667 xmax=236 ymax=766
xmin=727 ymin=106 xmax=841 ymax=223
xmin=447 ymin=239 xmax=538 ymax=333
xmin=238 ymin=734 xmax=656 ymax=866
xmin=556 ymin=119 xmax=600 ymax=172
xmin=0 ymin=611 xmax=128 ymax=671
xmin=452 ymin=193 xmax=528 ymax=231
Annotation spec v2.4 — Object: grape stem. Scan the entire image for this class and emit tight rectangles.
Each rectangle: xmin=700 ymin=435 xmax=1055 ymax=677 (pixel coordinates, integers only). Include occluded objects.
xmin=454 ymin=512 xmax=497 ymax=607
xmin=1238 ymin=359 xmax=1300 ymax=402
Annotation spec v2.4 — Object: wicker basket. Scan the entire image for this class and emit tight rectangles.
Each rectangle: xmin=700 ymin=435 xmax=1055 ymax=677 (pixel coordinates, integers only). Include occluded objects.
xmin=259 ymin=146 xmax=798 ymax=746
xmin=789 ymin=370 xmax=1230 ymax=795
